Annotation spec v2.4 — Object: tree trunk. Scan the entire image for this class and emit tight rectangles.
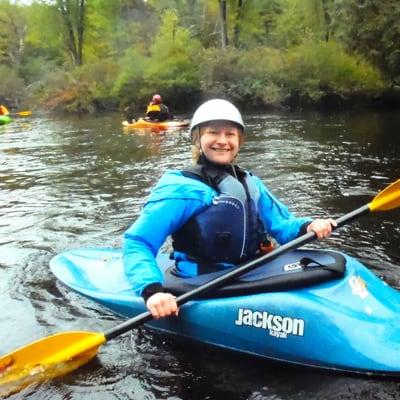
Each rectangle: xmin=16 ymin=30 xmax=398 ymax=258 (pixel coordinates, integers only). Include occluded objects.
xmin=57 ymin=0 xmax=85 ymax=65
xmin=58 ymin=0 xmax=78 ymax=64
xmin=219 ymin=0 xmax=228 ymax=48
xmin=321 ymin=0 xmax=331 ymax=42
xmin=233 ymin=0 xmax=244 ymax=48
xmin=77 ymin=0 xmax=85 ymax=65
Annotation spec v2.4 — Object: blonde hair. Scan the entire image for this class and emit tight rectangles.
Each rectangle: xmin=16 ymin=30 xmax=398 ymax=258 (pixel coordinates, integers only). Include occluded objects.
xmin=191 ymin=127 xmax=201 ymax=164
xmin=191 ymin=124 xmax=244 ymax=165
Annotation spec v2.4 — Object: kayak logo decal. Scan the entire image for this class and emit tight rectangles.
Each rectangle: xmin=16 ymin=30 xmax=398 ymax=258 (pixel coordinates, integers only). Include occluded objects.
xmin=235 ymin=308 xmax=305 ymax=338
xmin=283 ymin=262 xmax=302 ymax=272
xmin=349 ymin=275 xmax=368 ymax=300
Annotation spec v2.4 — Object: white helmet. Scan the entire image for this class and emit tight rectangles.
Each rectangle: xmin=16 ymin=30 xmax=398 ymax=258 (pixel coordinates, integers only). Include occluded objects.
xmin=190 ymin=99 xmax=244 ymax=133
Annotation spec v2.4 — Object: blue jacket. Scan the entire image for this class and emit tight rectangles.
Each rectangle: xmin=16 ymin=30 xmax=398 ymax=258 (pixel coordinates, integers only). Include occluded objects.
xmin=123 ymin=170 xmax=312 ymax=296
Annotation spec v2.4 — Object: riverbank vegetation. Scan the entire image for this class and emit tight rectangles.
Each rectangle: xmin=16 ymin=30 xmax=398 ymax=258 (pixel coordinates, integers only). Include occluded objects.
xmin=1 ymin=0 xmax=399 ymax=113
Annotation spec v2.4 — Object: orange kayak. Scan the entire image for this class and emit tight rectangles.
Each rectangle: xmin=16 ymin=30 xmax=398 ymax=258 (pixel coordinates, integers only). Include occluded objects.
xmin=122 ymin=118 xmax=190 ymax=130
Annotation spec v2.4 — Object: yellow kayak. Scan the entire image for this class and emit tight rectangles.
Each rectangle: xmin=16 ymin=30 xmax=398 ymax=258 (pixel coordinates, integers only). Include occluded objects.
xmin=122 ymin=118 xmax=190 ymax=130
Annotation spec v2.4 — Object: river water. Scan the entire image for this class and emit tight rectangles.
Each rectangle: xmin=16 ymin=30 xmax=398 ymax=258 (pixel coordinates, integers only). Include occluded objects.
xmin=0 ymin=111 xmax=399 ymax=399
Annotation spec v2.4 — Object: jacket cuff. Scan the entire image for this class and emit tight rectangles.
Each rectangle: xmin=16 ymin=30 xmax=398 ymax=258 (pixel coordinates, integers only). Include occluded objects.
xmin=299 ymin=221 xmax=312 ymax=236
xmin=141 ymin=283 xmax=164 ymax=303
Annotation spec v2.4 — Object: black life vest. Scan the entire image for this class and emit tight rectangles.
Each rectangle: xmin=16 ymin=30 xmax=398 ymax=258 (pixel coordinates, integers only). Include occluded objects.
xmin=172 ymin=164 xmax=266 ymax=269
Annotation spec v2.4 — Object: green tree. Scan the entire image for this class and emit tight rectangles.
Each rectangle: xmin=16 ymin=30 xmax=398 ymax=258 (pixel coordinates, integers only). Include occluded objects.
xmin=144 ymin=9 xmax=202 ymax=108
xmin=231 ymin=0 xmax=282 ymax=48
xmin=0 ymin=1 xmax=27 ymax=67
xmin=56 ymin=0 xmax=86 ymax=65
xmin=0 ymin=0 xmax=395 ymax=112
xmin=272 ymin=0 xmax=333 ymax=47
xmin=334 ymin=0 xmax=400 ymax=82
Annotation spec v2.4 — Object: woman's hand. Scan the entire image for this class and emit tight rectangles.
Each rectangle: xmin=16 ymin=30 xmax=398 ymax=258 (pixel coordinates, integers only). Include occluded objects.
xmin=146 ymin=292 xmax=179 ymax=319
xmin=307 ymin=218 xmax=337 ymax=239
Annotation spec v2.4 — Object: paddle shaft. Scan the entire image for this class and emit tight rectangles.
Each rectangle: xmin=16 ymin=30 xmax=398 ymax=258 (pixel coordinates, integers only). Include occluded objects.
xmin=104 ymin=203 xmax=370 ymax=341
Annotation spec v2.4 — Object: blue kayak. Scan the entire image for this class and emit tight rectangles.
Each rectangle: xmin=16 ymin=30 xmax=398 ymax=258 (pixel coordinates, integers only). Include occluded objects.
xmin=50 ymin=247 xmax=400 ymax=376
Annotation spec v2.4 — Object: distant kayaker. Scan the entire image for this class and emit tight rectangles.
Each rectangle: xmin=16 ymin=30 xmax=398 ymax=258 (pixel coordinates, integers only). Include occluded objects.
xmin=145 ymin=94 xmax=171 ymax=122
xmin=123 ymin=99 xmax=337 ymax=319
xmin=0 ymin=105 xmax=10 ymax=115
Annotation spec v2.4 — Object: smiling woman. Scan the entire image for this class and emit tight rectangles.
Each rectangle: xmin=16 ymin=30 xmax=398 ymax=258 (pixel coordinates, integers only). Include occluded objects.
xmin=190 ymin=100 xmax=243 ymax=167
xmin=190 ymin=99 xmax=244 ymax=165
xmin=122 ymin=98 xmax=336 ymax=320
xmin=197 ymin=122 xmax=241 ymax=164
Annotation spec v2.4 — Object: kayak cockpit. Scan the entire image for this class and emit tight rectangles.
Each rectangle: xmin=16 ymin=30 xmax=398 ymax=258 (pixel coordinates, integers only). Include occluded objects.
xmin=163 ymin=249 xmax=346 ymax=298
xmin=50 ymin=248 xmax=346 ymax=299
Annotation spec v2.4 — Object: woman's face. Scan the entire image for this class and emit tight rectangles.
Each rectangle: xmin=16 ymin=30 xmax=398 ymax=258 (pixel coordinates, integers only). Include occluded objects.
xmin=199 ymin=121 xmax=241 ymax=165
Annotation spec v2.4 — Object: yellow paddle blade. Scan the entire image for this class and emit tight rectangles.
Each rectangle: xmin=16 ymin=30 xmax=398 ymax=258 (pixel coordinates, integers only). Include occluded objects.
xmin=0 ymin=331 xmax=105 ymax=395
xmin=16 ymin=110 xmax=32 ymax=116
xmin=369 ymin=179 xmax=400 ymax=212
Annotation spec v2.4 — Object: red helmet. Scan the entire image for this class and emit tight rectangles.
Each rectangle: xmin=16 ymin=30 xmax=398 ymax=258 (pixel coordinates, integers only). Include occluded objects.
xmin=152 ymin=94 xmax=162 ymax=104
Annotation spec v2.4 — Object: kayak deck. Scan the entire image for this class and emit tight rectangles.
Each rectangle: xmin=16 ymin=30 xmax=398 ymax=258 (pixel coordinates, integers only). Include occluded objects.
xmin=50 ymin=247 xmax=400 ymax=376
xmin=122 ymin=118 xmax=189 ymax=131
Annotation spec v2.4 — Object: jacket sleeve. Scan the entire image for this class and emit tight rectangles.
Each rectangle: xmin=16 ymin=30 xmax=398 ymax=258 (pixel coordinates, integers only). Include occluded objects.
xmin=123 ymin=198 xmax=205 ymax=296
xmin=255 ymin=177 xmax=312 ymax=244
